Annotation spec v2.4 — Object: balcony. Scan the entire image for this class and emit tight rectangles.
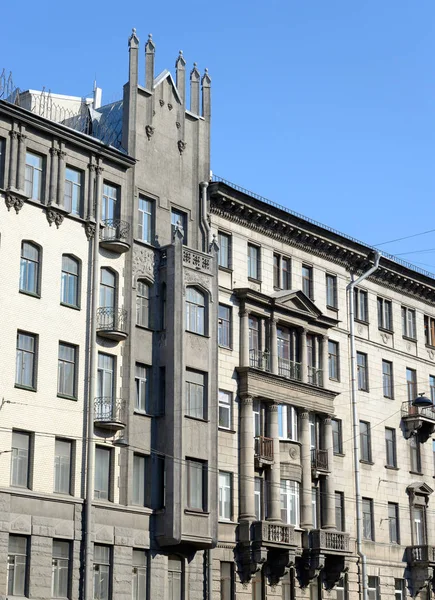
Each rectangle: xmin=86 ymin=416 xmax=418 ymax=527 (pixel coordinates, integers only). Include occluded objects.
xmin=308 ymin=366 xmax=323 ymax=387
xmin=255 ymin=436 xmax=274 ymax=465
xmin=407 ymin=545 xmax=435 ymax=566
xmin=401 ymin=401 xmax=435 ymax=441
xmin=250 ymin=349 xmax=270 ymax=372
xmin=96 ymin=308 xmax=128 ymax=341
xmin=311 ymin=449 xmax=329 ymax=472
xmin=278 ymin=357 xmax=301 ymax=381
xmin=310 ymin=529 xmax=350 ymax=554
xmin=99 ymin=219 xmax=130 ymax=253
xmin=252 ymin=521 xmax=296 ymax=549
xmin=94 ymin=397 xmax=126 ymax=432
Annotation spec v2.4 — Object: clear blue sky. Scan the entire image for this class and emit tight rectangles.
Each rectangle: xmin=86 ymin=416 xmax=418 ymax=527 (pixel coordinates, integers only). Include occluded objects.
xmin=2 ymin=1 xmax=434 ymax=269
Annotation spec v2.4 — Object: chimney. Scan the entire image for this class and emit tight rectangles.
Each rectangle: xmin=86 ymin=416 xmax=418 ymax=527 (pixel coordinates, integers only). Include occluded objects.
xmin=201 ymin=68 xmax=211 ymax=120
xmin=145 ymin=33 xmax=155 ymax=91
xmin=175 ymin=50 xmax=186 ymax=106
xmin=128 ymin=27 xmax=140 ymax=89
xmin=190 ymin=63 xmax=200 ymax=114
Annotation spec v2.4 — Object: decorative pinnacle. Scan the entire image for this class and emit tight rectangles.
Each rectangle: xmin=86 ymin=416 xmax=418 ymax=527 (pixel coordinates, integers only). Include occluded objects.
xmin=190 ymin=62 xmax=200 ymax=79
xmin=145 ymin=33 xmax=155 ymax=52
xmin=129 ymin=27 xmax=139 ymax=46
xmin=176 ymin=49 xmax=186 ymax=68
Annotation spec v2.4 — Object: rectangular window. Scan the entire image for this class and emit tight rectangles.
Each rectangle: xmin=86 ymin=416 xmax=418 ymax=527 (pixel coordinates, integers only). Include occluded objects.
xmin=377 ymin=297 xmax=392 ymax=331
xmin=273 ymin=255 xmax=292 ymax=290
xmin=254 ymin=477 xmax=263 ymax=521
xmin=302 ymin=264 xmax=313 ymax=299
xmin=171 ymin=208 xmax=187 ymax=244
xmin=135 ymin=363 xmax=150 ymax=414
xmin=168 ymin=557 xmax=183 ymax=600
xmin=382 ymin=360 xmax=393 ymax=399
xmin=102 ymin=183 xmax=118 ymax=221
xmin=357 ymin=352 xmax=368 ymax=391
xmin=425 ymin=315 xmax=435 ymax=347
xmin=328 ymin=341 xmax=339 ymax=381
xmin=332 ymin=419 xmax=343 ymax=455
xmin=368 ymin=577 xmax=378 ymax=600
xmin=52 ymin=540 xmax=70 ymax=599
xmin=218 ymin=471 xmax=232 ymax=521
xmin=402 ymin=306 xmax=416 ymax=339
xmin=431 ymin=375 xmax=435 ymax=404
xmin=94 ymin=446 xmax=111 ymax=501
xmin=362 ymin=498 xmax=374 ymax=540
xmin=97 ymin=352 xmax=115 ymax=401
xmin=186 ymin=459 xmax=207 ymax=511
xmin=273 ymin=254 xmax=280 ymax=288
xmin=385 ymin=428 xmax=397 ymax=468
xmin=394 ymin=579 xmax=405 ymax=600
xmin=25 ymin=151 xmax=43 ymax=200
xmin=278 ymin=405 xmax=298 ymax=441
xmin=93 ymin=545 xmax=111 ymax=600
xmin=220 ymin=562 xmax=234 ymax=600
xmin=218 ymin=232 xmax=231 ymax=269
xmin=406 ymin=368 xmax=417 ymax=404
xmin=0 ymin=137 xmax=5 ymax=187
xmin=15 ymin=331 xmax=37 ymax=389
xmin=311 ymin=487 xmax=318 ymax=529
xmin=218 ymin=304 xmax=231 ymax=348
xmin=7 ymin=535 xmax=28 ymax=596
xmin=280 ymin=480 xmax=300 ymax=526
xmin=335 ymin=491 xmax=345 ymax=531
xmin=138 ymin=196 xmax=154 ymax=243
xmin=132 ymin=454 xmax=146 ymax=507
xmin=11 ymin=431 xmax=31 ymax=488
xmin=64 ymin=167 xmax=82 ymax=215
xmin=54 ymin=439 xmax=72 ymax=495
xmin=57 ymin=343 xmax=77 ymax=398
xmin=132 ymin=550 xmax=148 ymax=600
xmin=248 ymin=244 xmax=260 ymax=280
xmin=218 ymin=390 xmax=232 ymax=430
xmin=410 ymin=435 xmax=421 ymax=473
xmin=326 ymin=274 xmax=338 ymax=308
xmin=186 ymin=370 xmax=206 ymax=420
xmin=360 ymin=421 xmax=372 ymax=462
xmin=388 ymin=502 xmax=400 ymax=544
xmin=354 ymin=288 xmax=368 ymax=322
xmin=336 ymin=577 xmax=347 ymax=600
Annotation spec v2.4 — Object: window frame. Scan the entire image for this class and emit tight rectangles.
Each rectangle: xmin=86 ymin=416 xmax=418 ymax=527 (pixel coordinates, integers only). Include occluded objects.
xmin=406 ymin=367 xmax=417 ymax=404
xmin=24 ymin=150 xmax=43 ymax=201
xmin=138 ymin=196 xmax=154 ymax=244
xmin=218 ymin=390 xmax=232 ymax=430
xmin=64 ymin=166 xmax=83 ymax=216
xmin=332 ymin=419 xmax=343 ymax=455
xmin=218 ymin=304 xmax=232 ymax=348
xmin=61 ymin=254 xmax=80 ymax=308
xmin=132 ymin=453 xmax=147 ymax=507
xmin=354 ymin=288 xmax=368 ymax=323
xmin=218 ymin=231 xmax=231 ymax=270
xmin=186 ymin=287 xmax=206 ymax=335
xmin=335 ymin=491 xmax=345 ymax=531
xmin=278 ymin=405 xmax=298 ymax=441
xmin=218 ymin=471 xmax=232 ymax=521
xmin=135 ymin=363 xmax=150 ymax=414
xmin=136 ymin=280 xmax=150 ymax=329
xmin=10 ymin=431 xmax=31 ymax=489
xmin=220 ymin=562 xmax=235 ymax=600
xmin=382 ymin=360 xmax=393 ymax=399
xmin=186 ymin=458 xmax=207 ymax=512
xmin=302 ymin=264 xmax=313 ymax=299
xmin=280 ymin=480 xmax=300 ymax=527
xmin=57 ymin=342 xmax=78 ymax=399
xmin=186 ymin=369 xmax=207 ymax=420
xmin=368 ymin=576 xmax=379 ymax=600
xmin=54 ymin=438 xmax=73 ymax=496
xmin=402 ymin=306 xmax=416 ymax=340
xmin=171 ymin=207 xmax=188 ymax=244
xmin=362 ymin=497 xmax=374 ymax=541
xmin=7 ymin=535 xmax=28 ymax=597
xmin=360 ymin=421 xmax=372 ymax=463
xmin=273 ymin=254 xmax=291 ymax=290
xmin=15 ymin=331 xmax=38 ymax=391
xmin=93 ymin=544 xmax=112 ymax=600
xmin=410 ymin=434 xmax=422 ymax=474
xmin=52 ymin=539 xmax=71 ymax=599
xmin=247 ymin=243 xmax=261 ymax=281
xmin=328 ymin=340 xmax=340 ymax=381
xmin=20 ymin=241 xmax=41 ymax=297
xmin=326 ymin=273 xmax=338 ymax=309
xmin=168 ymin=555 xmax=183 ymax=600
xmin=377 ymin=297 xmax=393 ymax=331
xmin=132 ymin=549 xmax=148 ymax=600
xmin=94 ymin=445 xmax=112 ymax=501
xmin=101 ymin=182 xmax=119 ymax=222
xmin=388 ymin=502 xmax=400 ymax=544
xmin=385 ymin=427 xmax=397 ymax=468
xmin=356 ymin=352 xmax=368 ymax=392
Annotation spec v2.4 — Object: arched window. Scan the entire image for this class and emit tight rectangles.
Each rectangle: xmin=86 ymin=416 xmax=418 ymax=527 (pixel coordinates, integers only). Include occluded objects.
xmin=20 ymin=241 xmax=41 ymax=296
xmin=61 ymin=255 xmax=80 ymax=307
xmin=136 ymin=280 xmax=150 ymax=328
xmin=186 ymin=287 xmax=205 ymax=335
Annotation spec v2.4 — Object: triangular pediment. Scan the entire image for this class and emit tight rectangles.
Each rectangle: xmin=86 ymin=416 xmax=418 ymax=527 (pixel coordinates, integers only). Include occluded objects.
xmin=153 ymin=70 xmax=182 ymax=105
xmin=407 ymin=481 xmax=433 ymax=496
xmin=271 ymin=289 xmax=322 ymax=318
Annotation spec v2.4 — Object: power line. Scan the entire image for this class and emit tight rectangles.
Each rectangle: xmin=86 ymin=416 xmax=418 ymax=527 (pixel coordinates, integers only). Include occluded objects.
xmin=374 ymin=228 xmax=435 ymax=247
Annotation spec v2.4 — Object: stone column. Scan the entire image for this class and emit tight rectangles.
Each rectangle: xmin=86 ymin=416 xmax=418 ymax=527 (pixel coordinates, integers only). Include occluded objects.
xmin=267 ymin=403 xmax=281 ymax=522
xmin=322 ymin=335 xmax=329 ymax=387
xmin=270 ymin=317 xmax=278 ymax=375
xmin=240 ymin=309 xmax=249 ymax=368
xmin=57 ymin=145 xmax=66 ymax=207
xmin=8 ymin=129 xmax=18 ymax=189
xmin=300 ymin=411 xmax=313 ymax=529
xmin=48 ymin=145 xmax=59 ymax=206
xmin=16 ymin=128 xmax=27 ymax=192
xmin=239 ymin=396 xmax=256 ymax=520
xmin=323 ymin=416 xmax=336 ymax=529
xmin=301 ymin=328 xmax=308 ymax=383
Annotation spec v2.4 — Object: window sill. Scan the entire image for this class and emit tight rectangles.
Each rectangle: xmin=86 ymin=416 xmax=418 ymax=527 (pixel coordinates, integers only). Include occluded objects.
xmin=385 ymin=465 xmax=399 ymax=471
xmin=410 ymin=470 xmax=423 ymax=476
xmin=425 ymin=344 xmax=435 ymax=350
xmin=354 ymin=319 xmax=369 ymax=326
xmin=185 ymin=415 xmax=209 ymax=424
xmin=383 ymin=395 xmax=394 ymax=400
xmin=329 ymin=377 xmax=340 ymax=383
xmin=19 ymin=289 xmax=41 ymax=299
xmin=333 ymin=452 xmax=345 ymax=458
xmin=248 ymin=277 xmax=262 ymax=284
xmin=14 ymin=384 xmax=37 ymax=393
xmin=134 ymin=410 xmax=152 ymax=418
xmin=134 ymin=238 xmax=156 ymax=249
xmin=360 ymin=460 xmax=374 ymax=466
xmin=60 ymin=302 xmax=81 ymax=311
xmin=219 ymin=344 xmax=233 ymax=351
xmin=185 ymin=330 xmax=210 ymax=339
xmin=326 ymin=305 xmax=339 ymax=312
xmin=184 ymin=509 xmax=209 ymax=517
xmin=403 ymin=335 xmax=417 ymax=343
xmin=218 ymin=519 xmax=236 ymax=524
xmin=218 ymin=427 xmax=236 ymax=434
xmin=135 ymin=324 xmax=153 ymax=332
xmin=218 ymin=266 xmax=233 ymax=273
xmin=57 ymin=394 xmax=78 ymax=401
xmin=378 ymin=327 xmax=393 ymax=334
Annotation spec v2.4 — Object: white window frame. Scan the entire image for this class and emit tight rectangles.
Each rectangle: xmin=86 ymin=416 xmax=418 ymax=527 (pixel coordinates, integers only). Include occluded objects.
xmin=24 ymin=151 xmax=43 ymax=200
xmin=186 ymin=459 xmax=206 ymax=511
xmin=54 ymin=439 xmax=72 ymax=495
xmin=138 ymin=196 xmax=154 ymax=243
xmin=20 ymin=241 xmax=41 ymax=296
xmin=11 ymin=431 xmax=30 ymax=489
xmin=64 ymin=167 xmax=82 ymax=215
xmin=102 ymin=183 xmax=118 ymax=222
xmin=136 ymin=280 xmax=150 ymax=328
xmin=218 ymin=232 xmax=231 ymax=269
xmin=218 ymin=390 xmax=232 ymax=430
xmin=218 ymin=471 xmax=232 ymax=521
xmin=57 ymin=343 xmax=77 ymax=398
xmin=132 ymin=550 xmax=148 ymax=600
xmin=186 ymin=287 xmax=205 ymax=335
xmin=135 ymin=363 xmax=150 ymax=414
xmin=278 ymin=405 xmax=298 ymax=441
xmin=15 ymin=331 xmax=37 ymax=389
xmin=280 ymin=480 xmax=300 ymax=526
xmin=52 ymin=540 xmax=70 ymax=599
xmin=354 ymin=288 xmax=368 ymax=322
xmin=94 ymin=446 xmax=111 ymax=501
xmin=362 ymin=498 xmax=374 ymax=540
xmin=61 ymin=254 xmax=80 ymax=307
xmin=186 ymin=370 xmax=206 ymax=420
xmin=326 ymin=273 xmax=338 ymax=308
xmin=368 ymin=576 xmax=379 ymax=600
xmin=402 ymin=306 xmax=416 ymax=339
xmin=254 ymin=477 xmax=263 ymax=521
xmin=93 ymin=544 xmax=111 ymax=600
xmin=7 ymin=535 xmax=28 ymax=597
xmin=248 ymin=244 xmax=260 ymax=280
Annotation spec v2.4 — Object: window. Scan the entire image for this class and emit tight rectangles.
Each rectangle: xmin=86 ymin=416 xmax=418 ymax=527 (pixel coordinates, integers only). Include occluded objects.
xmin=52 ymin=540 xmax=70 ymax=598
xmin=54 ymin=439 xmax=72 ymax=495
xmin=332 ymin=419 xmax=343 ymax=455
xmin=357 ymin=352 xmax=368 ymax=391
xmin=11 ymin=432 xmax=31 ymax=488
xmin=135 ymin=364 xmax=150 ymax=414
xmin=413 ymin=506 xmax=426 ymax=545
xmin=354 ymin=288 xmax=368 ymax=322
xmin=186 ymin=459 xmax=207 ymax=511
xmin=280 ymin=480 xmax=300 ymax=526
xmin=97 ymin=353 xmax=115 ymax=408
xmin=219 ymin=471 xmax=232 ymax=521
xmin=368 ymin=577 xmax=379 ymax=600
xmin=61 ymin=255 xmax=80 ymax=307
xmin=406 ymin=368 xmax=417 ymax=404
xmin=336 ymin=577 xmax=347 ymax=600
xmin=382 ymin=360 xmax=393 ymax=399
xmin=0 ymin=137 xmax=5 ymax=187
xmin=302 ymin=264 xmax=313 ymax=299
xmin=394 ymin=580 xmax=405 ymax=600
xmin=388 ymin=502 xmax=400 ymax=544
xmin=362 ymin=498 xmax=374 ymax=540
xmin=274 ymin=254 xmax=291 ymax=290
xmin=186 ymin=370 xmax=206 ymax=419
xmin=168 ymin=556 xmax=183 ymax=600
xmin=335 ymin=492 xmax=345 ymax=531
xmin=64 ymin=167 xmax=82 ymax=215
xmin=218 ymin=304 xmax=231 ymax=348
xmin=254 ymin=477 xmax=263 ymax=521
xmin=410 ymin=435 xmax=421 ymax=473
xmin=377 ymin=297 xmax=392 ymax=331
xmin=218 ymin=390 xmax=232 ymax=430
xmin=402 ymin=306 xmax=416 ymax=339
xmin=57 ymin=343 xmax=77 ymax=398
xmin=360 ymin=421 xmax=372 ymax=462
xmin=424 ymin=315 xmax=435 ymax=347
xmin=326 ymin=274 xmax=338 ymax=308
xmin=133 ymin=454 xmax=146 ymax=506
xmin=328 ymin=341 xmax=339 ymax=380
xmin=311 ymin=487 xmax=319 ymax=529
xmin=247 ymin=244 xmax=260 ymax=280
xmin=15 ymin=332 xmax=37 ymax=389
xmin=249 ymin=316 xmax=259 ymax=353
xmin=102 ymin=183 xmax=118 ymax=221
xmin=278 ymin=405 xmax=298 ymax=441
xmin=385 ymin=428 xmax=397 ymax=468
xmin=7 ymin=535 xmax=28 ymax=596
xmin=93 ymin=545 xmax=111 ymax=600
xmin=186 ymin=287 xmax=205 ymax=334
xmin=220 ymin=562 xmax=234 ymax=600
xmin=218 ymin=232 xmax=231 ymax=269
xmin=20 ymin=241 xmax=41 ymax=295
xmin=138 ymin=196 xmax=154 ymax=243
xmin=136 ymin=280 xmax=150 ymax=328
xmin=100 ymin=268 xmax=116 ymax=313
xmin=132 ymin=550 xmax=148 ymax=600
xmin=24 ymin=151 xmax=43 ymax=200
xmin=171 ymin=208 xmax=187 ymax=244
xmin=155 ymin=454 xmax=166 ymax=510
xmin=94 ymin=446 xmax=111 ymax=500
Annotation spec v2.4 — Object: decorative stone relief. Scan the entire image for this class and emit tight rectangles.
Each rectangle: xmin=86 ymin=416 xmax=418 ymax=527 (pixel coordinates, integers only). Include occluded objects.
xmin=176 ymin=121 xmax=181 ymax=129
xmin=5 ymin=190 xmax=25 ymax=213
xmin=357 ymin=324 xmax=363 ymax=335
xmin=133 ymin=246 xmax=157 ymax=281
xmin=84 ymin=221 xmax=96 ymax=240
xmin=381 ymin=333 xmax=389 ymax=344
xmin=177 ymin=139 xmax=186 ymax=154
xmin=159 ymin=99 xmax=165 ymax=107
xmin=428 ymin=349 xmax=435 ymax=361
xmin=46 ymin=208 xmax=65 ymax=228
xmin=168 ymin=103 xmax=173 ymax=111
xmin=289 ymin=447 xmax=298 ymax=460
xmin=145 ymin=125 xmax=155 ymax=140
xmin=183 ymin=269 xmax=212 ymax=294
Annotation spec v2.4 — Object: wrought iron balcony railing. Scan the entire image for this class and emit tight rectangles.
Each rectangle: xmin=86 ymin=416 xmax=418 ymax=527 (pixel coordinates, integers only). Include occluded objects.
xmin=310 ymin=529 xmax=350 ymax=553
xmin=308 ymin=366 xmax=323 ymax=387
xmin=249 ymin=349 xmax=270 ymax=372
xmin=99 ymin=219 xmax=131 ymax=252
xmin=401 ymin=401 xmax=435 ymax=421
xmin=254 ymin=436 xmax=274 ymax=463
xmin=278 ymin=357 xmax=302 ymax=381
xmin=311 ymin=449 xmax=329 ymax=471
xmin=94 ymin=397 xmax=126 ymax=431
xmin=97 ymin=307 xmax=128 ymax=339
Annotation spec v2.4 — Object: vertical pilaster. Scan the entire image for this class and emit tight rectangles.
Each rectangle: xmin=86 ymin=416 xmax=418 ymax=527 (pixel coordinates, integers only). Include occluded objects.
xmin=145 ymin=34 xmax=155 ymax=91
xmin=176 ymin=51 xmax=186 ymax=106
xmin=301 ymin=328 xmax=308 ymax=383
xmin=267 ymin=403 xmax=281 ymax=522
xmin=240 ymin=309 xmax=249 ymax=367
xmin=16 ymin=126 xmax=27 ymax=191
xmin=270 ymin=317 xmax=278 ymax=375
xmin=57 ymin=143 xmax=66 ymax=207
xmin=300 ymin=411 xmax=313 ymax=529
xmin=8 ymin=129 xmax=18 ymax=189
xmin=322 ymin=335 xmax=329 ymax=386
xmin=323 ymin=416 xmax=336 ymax=530
xmin=239 ymin=396 xmax=256 ymax=521
xmin=48 ymin=145 xmax=59 ymax=206
xmin=190 ymin=64 xmax=200 ymax=114
xmin=87 ymin=160 xmax=96 ymax=220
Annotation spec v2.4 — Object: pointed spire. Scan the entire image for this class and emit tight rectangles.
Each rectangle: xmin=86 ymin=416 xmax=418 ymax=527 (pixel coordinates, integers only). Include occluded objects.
xmin=176 ymin=50 xmax=186 ymax=105
xmin=128 ymin=28 xmax=139 ymax=88
xmin=145 ymin=33 xmax=155 ymax=90
xmin=190 ymin=63 xmax=200 ymax=114
xmin=201 ymin=68 xmax=211 ymax=120
xmin=129 ymin=27 xmax=139 ymax=48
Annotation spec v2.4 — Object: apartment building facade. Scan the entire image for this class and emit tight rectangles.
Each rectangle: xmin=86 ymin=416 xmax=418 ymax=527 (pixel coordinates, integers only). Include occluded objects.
xmin=0 ymin=28 xmax=435 ymax=600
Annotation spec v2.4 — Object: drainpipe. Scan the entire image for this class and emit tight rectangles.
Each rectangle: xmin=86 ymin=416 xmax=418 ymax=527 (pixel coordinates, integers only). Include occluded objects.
xmin=346 ymin=251 xmax=380 ymax=600
xmin=200 ymin=181 xmax=210 ymax=250
xmin=85 ymin=163 xmax=102 ymax=600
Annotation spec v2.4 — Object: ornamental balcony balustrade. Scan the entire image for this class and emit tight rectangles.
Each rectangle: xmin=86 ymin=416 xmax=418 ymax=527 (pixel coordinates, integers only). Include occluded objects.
xmin=402 ymin=401 xmax=435 ymax=421
xmin=254 ymin=436 xmax=274 ymax=465
xmin=96 ymin=307 xmax=128 ymax=341
xmin=406 ymin=545 xmax=435 ymax=566
xmin=311 ymin=449 xmax=329 ymax=472
xmin=99 ymin=219 xmax=130 ymax=253
xmin=251 ymin=521 xmax=296 ymax=549
xmin=249 ymin=349 xmax=270 ymax=372
xmin=401 ymin=401 xmax=435 ymax=442
xmin=310 ymin=529 xmax=350 ymax=554
xmin=94 ymin=397 xmax=126 ymax=432
xmin=278 ymin=357 xmax=302 ymax=381
xmin=308 ymin=366 xmax=323 ymax=387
